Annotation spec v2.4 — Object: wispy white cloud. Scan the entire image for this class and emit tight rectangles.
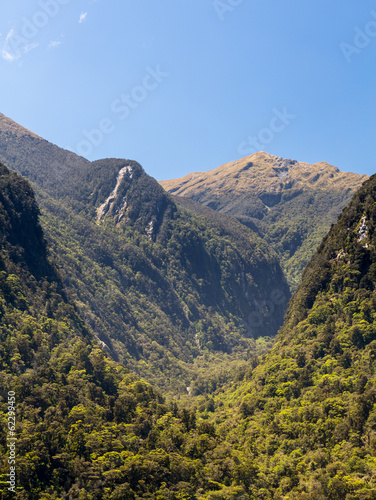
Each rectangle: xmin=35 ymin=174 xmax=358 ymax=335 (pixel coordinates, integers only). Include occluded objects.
xmin=2 ymin=29 xmax=38 ymax=62
xmin=24 ymin=42 xmax=39 ymax=54
xmin=79 ymin=12 xmax=88 ymax=24
xmin=49 ymin=40 xmax=62 ymax=49
xmin=2 ymin=29 xmax=19 ymax=62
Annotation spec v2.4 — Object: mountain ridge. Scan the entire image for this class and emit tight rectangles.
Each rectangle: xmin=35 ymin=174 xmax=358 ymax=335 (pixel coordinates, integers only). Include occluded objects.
xmin=160 ymin=152 xmax=365 ymax=196
xmin=160 ymin=152 xmax=368 ymax=288
xmin=0 ymin=111 xmax=89 ymax=194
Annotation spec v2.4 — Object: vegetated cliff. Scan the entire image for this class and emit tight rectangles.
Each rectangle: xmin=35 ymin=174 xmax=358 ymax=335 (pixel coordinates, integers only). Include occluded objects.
xmin=39 ymin=158 xmax=290 ymax=393
xmin=160 ymin=151 xmax=368 ymax=289
xmin=212 ymin=171 xmax=376 ymax=498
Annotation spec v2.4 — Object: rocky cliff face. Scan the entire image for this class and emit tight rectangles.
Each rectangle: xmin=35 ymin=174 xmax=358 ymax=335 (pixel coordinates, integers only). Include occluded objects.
xmin=89 ymin=159 xmax=173 ymax=241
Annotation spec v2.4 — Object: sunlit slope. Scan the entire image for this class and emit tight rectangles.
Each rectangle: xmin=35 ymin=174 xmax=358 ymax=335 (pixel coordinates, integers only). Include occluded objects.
xmin=161 ymin=151 xmax=368 ymax=288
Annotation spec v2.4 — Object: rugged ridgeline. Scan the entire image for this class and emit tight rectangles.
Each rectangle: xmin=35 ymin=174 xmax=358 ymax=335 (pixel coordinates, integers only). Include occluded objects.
xmin=209 ymin=172 xmax=376 ymax=498
xmin=160 ymin=152 xmax=368 ymax=289
xmin=0 ymin=114 xmax=290 ymax=394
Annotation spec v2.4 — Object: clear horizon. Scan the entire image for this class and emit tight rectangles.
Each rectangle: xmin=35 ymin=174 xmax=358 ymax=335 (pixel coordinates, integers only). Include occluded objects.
xmin=1 ymin=1 xmax=375 ymax=180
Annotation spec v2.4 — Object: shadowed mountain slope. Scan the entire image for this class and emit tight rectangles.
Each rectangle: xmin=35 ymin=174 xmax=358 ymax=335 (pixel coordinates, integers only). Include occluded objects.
xmin=0 ymin=112 xmax=89 ymax=195
xmin=0 ymin=162 xmax=259 ymax=499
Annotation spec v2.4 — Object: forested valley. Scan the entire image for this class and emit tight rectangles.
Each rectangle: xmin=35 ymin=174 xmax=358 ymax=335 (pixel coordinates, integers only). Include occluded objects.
xmin=0 ymin=113 xmax=376 ymax=499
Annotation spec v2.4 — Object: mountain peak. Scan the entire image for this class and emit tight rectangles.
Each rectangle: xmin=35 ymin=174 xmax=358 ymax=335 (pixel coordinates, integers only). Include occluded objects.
xmin=160 ymin=154 xmax=368 ymax=289
xmin=247 ymin=150 xmax=279 ymax=162
xmin=161 ymin=153 xmax=366 ymax=197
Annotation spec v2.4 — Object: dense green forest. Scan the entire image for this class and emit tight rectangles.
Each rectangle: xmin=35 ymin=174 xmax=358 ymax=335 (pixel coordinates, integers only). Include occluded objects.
xmin=207 ymin=172 xmax=376 ymax=498
xmin=2 ymin=160 xmax=376 ymax=499
xmin=0 ymin=162 xmax=265 ymax=499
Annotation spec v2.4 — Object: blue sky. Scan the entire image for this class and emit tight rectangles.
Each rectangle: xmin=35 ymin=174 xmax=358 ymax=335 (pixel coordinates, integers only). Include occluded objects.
xmin=0 ymin=0 xmax=375 ymax=180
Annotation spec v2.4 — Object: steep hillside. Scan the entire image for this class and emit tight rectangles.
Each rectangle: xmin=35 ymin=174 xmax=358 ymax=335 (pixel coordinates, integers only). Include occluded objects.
xmin=0 ymin=114 xmax=290 ymax=394
xmin=160 ymin=152 xmax=368 ymax=289
xmin=0 ymin=163 xmax=164 ymax=498
xmin=209 ymin=172 xmax=376 ymax=498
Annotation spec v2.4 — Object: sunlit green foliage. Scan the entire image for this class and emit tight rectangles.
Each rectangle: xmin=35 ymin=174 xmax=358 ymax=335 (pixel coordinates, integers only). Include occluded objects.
xmin=209 ymin=173 xmax=376 ymax=498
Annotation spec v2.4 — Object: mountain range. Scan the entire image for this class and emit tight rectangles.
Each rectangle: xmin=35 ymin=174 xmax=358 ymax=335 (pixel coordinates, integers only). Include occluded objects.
xmin=0 ymin=112 xmax=375 ymax=498
xmin=160 ymin=152 xmax=368 ymax=289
